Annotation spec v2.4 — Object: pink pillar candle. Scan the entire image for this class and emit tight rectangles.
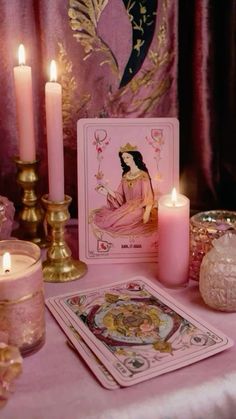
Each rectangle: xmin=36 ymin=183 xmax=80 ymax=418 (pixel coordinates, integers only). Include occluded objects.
xmin=45 ymin=60 xmax=65 ymax=202
xmin=13 ymin=44 xmax=36 ymax=161
xmin=158 ymin=189 xmax=190 ymax=287
xmin=0 ymin=240 xmax=45 ymax=356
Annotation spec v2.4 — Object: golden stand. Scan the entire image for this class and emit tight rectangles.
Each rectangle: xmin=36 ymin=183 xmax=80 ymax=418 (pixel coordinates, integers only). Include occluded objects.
xmin=14 ymin=158 xmax=46 ymax=247
xmin=41 ymin=194 xmax=87 ymax=282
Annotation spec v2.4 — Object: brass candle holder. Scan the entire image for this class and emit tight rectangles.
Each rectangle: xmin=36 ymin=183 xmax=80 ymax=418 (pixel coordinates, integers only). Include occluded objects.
xmin=41 ymin=194 xmax=87 ymax=282
xmin=14 ymin=158 xmax=46 ymax=247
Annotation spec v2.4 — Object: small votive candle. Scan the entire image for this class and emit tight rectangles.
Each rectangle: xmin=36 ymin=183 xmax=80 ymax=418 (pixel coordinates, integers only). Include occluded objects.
xmin=190 ymin=210 xmax=236 ymax=281
xmin=158 ymin=188 xmax=190 ymax=287
xmin=0 ymin=240 xmax=45 ymax=356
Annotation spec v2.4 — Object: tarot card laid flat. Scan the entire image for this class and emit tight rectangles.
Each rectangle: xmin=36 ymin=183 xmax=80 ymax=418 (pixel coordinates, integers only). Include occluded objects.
xmin=46 ymin=299 xmax=120 ymax=390
xmin=77 ymin=118 xmax=179 ymax=263
xmin=48 ymin=277 xmax=233 ymax=387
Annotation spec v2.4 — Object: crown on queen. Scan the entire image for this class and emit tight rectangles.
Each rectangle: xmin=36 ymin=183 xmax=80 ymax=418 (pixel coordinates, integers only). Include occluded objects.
xmin=119 ymin=143 xmax=137 ymax=153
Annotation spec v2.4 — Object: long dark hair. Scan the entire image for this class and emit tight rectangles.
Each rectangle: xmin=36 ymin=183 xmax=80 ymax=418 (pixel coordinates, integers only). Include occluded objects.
xmin=119 ymin=151 xmax=154 ymax=197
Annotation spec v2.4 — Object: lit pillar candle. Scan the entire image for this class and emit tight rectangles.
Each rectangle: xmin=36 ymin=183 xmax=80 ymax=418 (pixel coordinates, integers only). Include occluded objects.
xmin=0 ymin=240 xmax=45 ymax=356
xmin=158 ymin=188 xmax=190 ymax=287
xmin=45 ymin=60 xmax=65 ymax=202
xmin=13 ymin=44 xmax=36 ymax=161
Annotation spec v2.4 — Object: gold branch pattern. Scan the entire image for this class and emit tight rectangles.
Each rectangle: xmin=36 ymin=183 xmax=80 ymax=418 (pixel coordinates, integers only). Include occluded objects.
xmin=68 ymin=0 xmax=119 ymax=76
xmin=58 ymin=42 xmax=91 ymax=148
xmin=66 ymin=0 xmax=174 ymax=118
xmin=107 ymin=0 xmax=173 ymax=116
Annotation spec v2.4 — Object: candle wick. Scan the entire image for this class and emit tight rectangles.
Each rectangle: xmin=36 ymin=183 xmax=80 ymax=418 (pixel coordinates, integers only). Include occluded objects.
xmin=4 ymin=269 xmax=10 ymax=273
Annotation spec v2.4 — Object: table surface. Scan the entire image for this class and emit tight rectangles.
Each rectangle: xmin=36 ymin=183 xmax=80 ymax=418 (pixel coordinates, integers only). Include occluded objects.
xmin=3 ymin=224 xmax=236 ymax=419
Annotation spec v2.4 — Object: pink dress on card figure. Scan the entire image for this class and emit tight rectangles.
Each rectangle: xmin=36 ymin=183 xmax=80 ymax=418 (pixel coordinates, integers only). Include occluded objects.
xmin=91 ymin=143 xmax=157 ymax=237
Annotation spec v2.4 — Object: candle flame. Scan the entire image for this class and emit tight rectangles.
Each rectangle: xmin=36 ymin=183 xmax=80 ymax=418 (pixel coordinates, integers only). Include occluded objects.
xmin=18 ymin=44 xmax=25 ymax=65
xmin=3 ymin=252 xmax=11 ymax=273
xmin=50 ymin=60 xmax=57 ymax=82
xmin=171 ymin=188 xmax=177 ymax=206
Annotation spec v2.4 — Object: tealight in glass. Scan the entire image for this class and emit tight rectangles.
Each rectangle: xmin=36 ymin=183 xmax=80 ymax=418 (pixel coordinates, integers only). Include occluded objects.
xmin=0 ymin=240 xmax=45 ymax=356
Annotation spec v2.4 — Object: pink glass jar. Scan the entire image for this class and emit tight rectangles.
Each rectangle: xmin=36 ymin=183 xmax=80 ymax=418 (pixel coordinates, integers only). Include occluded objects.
xmin=0 ymin=196 xmax=15 ymax=239
xmin=199 ymin=233 xmax=236 ymax=311
xmin=189 ymin=210 xmax=236 ymax=281
xmin=0 ymin=240 xmax=45 ymax=356
xmin=0 ymin=343 xmax=22 ymax=406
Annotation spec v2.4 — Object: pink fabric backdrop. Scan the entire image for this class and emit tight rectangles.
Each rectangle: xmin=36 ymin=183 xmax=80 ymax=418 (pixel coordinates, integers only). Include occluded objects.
xmin=0 ymin=0 xmax=178 ymax=216
xmin=178 ymin=0 xmax=236 ymax=211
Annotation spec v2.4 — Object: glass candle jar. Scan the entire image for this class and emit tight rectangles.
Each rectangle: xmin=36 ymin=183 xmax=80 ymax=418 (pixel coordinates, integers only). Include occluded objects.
xmin=199 ymin=233 xmax=236 ymax=311
xmin=0 ymin=240 xmax=45 ymax=356
xmin=0 ymin=343 xmax=22 ymax=405
xmin=189 ymin=210 xmax=236 ymax=281
xmin=0 ymin=196 xmax=15 ymax=240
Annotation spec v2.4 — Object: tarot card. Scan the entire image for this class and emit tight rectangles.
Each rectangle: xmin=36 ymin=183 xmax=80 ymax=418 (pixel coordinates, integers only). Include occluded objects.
xmin=77 ymin=118 xmax=179 ymax=263
xmin=46 ymin=298 xmax=120 ymax=390
xmin=54 ymin=276 xmax=234 ymax=387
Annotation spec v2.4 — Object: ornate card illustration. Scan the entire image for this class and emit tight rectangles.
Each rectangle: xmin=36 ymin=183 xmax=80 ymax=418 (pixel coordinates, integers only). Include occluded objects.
xmin=77 ymin=118 xmax=179 ymax=263
xmin=46 ymin=299 xmax=120 ymax=390
xmin=49 ymin=276 xmax=233 ymax=387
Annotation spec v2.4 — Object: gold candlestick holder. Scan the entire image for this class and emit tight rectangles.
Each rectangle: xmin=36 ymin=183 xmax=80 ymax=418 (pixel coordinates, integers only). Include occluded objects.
xmin=14 ymin=158 xmax=46 ymax=247
xmin=41 ymin=194 xmax=87 ymax=282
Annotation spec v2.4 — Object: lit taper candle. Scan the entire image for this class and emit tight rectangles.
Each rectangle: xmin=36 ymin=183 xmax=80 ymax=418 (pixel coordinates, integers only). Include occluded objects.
xmin=13 ymin=44 xmax=36 ymax=161
xmin=45 ymin=60 xmax=65 ymax=202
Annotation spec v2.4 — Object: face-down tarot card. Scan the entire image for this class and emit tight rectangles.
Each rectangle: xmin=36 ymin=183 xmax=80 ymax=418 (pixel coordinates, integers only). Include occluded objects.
xmin=47 ymin=276 xmax=233 ymax=387
xmin=46 ymin=298 xmax=120 ymax=390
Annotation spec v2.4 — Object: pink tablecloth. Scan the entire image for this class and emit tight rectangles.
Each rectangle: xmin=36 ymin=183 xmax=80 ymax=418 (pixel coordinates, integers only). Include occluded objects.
xmin=3 ymin=223 xmax=236 ymax=419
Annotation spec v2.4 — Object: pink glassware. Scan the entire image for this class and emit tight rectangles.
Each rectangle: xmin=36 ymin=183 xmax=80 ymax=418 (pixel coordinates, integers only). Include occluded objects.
xmin=189 ymin=210 xmax=236 ymax=281
xmin=0 ymin=240 xmax=45 ymax=356
xmin=0 ymin=343 xmax=23 ymax=406
xmin=199 ymin=233 xmax=236 ymax=311
xmin=0 ymin=196 xmax=15 ymax=240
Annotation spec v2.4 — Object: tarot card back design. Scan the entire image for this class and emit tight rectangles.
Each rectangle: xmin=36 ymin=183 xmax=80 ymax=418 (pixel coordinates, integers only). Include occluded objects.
xmin=57 ymin=277 xmax=233 ymax=386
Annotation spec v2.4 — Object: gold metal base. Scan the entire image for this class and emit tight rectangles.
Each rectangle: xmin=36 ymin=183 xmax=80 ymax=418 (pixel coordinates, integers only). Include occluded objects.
xmin=42 ymin=258 xmax=87 ymax=283
xmin=42 ymin=194 xmax=87 ymax=283
xmin=14 ymin=158 xmax=47 ymax=248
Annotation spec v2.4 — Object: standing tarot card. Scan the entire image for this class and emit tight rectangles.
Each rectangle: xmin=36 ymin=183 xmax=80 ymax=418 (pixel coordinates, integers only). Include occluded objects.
xmin=77 ymin=118 xmax=179 ymax=263
xmin=48 ymin=277 xmax=233 ymax=387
